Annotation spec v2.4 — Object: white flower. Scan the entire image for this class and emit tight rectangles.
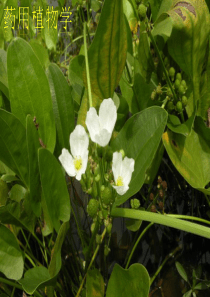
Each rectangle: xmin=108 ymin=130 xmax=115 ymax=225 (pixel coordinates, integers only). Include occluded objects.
xmin=85 ymin=98 xmax=117 ymax=147
xmin=59 ymin=125 xmax=89 ymax=181
xmin=112 ymin=152 xmax=135 ymax=195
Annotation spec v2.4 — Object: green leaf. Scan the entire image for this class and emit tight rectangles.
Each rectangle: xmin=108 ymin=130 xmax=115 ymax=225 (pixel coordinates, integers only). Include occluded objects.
xmin=183 ymin=290 xmax=192 ymax=297
xmin=29 ymin=39 xmax=50 ymax=69
xmin=0 ymin=200 xmax=33 ymax=233
xmin=194 ymin=281 xmax=210 ymax=290
xmin=9 ymin=184 xmax=27 ymax=203
xmin=83 ymin=0 xmax=127 ymax=99
xmin=48 ymin=221 xmax=69 ymax=277
xmin=152 ymin=13 xmax=173 ymax=44
xmin=175 ymin=262 xmax=188 ymax=282
xmin=43 ymin=20 xmax=58 ymax=51
xmin=167 ymin=112 xmax=195 ymax=136
xmin=0 ymin=109 xmax=29 ymax=187
xmin=138 ymin=22 xmax=154 ymax=83
xmin=162 ymin=128 xmax=210 ymax=193
xmin=145 ymin=140 xmax=164 ymax=185
xmin=125 ymin=218 xmax=142 ymax=232
xmin=46 ymin=63 xmax=75 ymax=153
xmin=0 ymin=223 xmax=24 ymax=280
xmin=19 ymin=266 xmax=52 ymax=295
xmin=86 ymin=268 xmax=104 ymax=297
xmin=106 ymin=263 xmax=150 ymax=297
xmin=38 ymin=148 xmax=70 ymax=232
xmin=68 ymin=55 xmax=85 ymax=106
xmin=111 ymin=208 xmax=210 ymax=239
xmin=111 ymin=107 xmax=168 ymax=206
xmin=167 ymin=0 xmax=210 ymax=109
xmin=26 ymin=115 xmax=41 ymax=217
xmin=7 ymin=37 xmax=56 ymax=152
xmin=0 ymin=49 xmax=9 ymax=98
xmin=123 ymin=0 xmax=138 ymax=33
xmin=0 ymin=179 xmax=8 ymax=206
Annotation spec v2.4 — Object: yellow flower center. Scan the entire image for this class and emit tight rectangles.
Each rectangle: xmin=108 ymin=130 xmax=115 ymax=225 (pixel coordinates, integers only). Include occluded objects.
xmin=74 ymin=157 xmax=82 ymax=171
xmin=116 ymin=176 xmax=124 ymax=186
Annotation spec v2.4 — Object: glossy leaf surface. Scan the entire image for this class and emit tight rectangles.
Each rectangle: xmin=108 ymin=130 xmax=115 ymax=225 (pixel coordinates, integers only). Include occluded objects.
xmin=38 ymin=148 xmax=70 ymax=232
xmin=83 ymin=0 xmax=127 ymax=99
xmin=47 ymin=63 xmax=75 ymax=153
xmin=0 ymin=224 xmax=24 ymax=280
xmin=7 ymin=37 xmax=56 ymax=152
xmin=106 ymin=263 xmax=150 ymax=297
xmin=0 ymin=109 xmax=29 ymax=187
xmin=111 ymin=107 xmax=168 ymax=206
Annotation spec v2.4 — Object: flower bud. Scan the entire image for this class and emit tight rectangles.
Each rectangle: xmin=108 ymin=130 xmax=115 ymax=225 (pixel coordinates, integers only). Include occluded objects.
xmin=176 ymin=101 xmax=183 ymax=112
xmin=101 ymin=187 xmax=113 ymax=205
xmin=159 ymin=201 xmax=164 ymax=210
xmin=174 ymin=79 xmax=180 ymax=89
xmin=156 ymin=85 xmax=162 ymax=95
xmin=87 ymin=199 xmax=99 ymax=217
xmin=94 ymin=164 xmax=100 ymax=176
xmin=182 ymin=96 xmax=188 ymax=107
xmin=138 ymin=4 xmax=147 ymax=19
xmin=98 ymin=210 xmax=103 ymax=220
xmin=95 ymin=174 xmax=101 ymax=182
xmin=181 ymin=80 xmax=187 ymax=89
xmin=176 ymin=73 xmax=182 ymax=81
xmin=130 ymin=198 xmax=140 ymax=209
xmin=101 ymin=185 xmax=105 ymax=192
xmin=169 ymin=67 xmax=175 ymax=80
xmin=178 ymin=85 xmax=185 ymax=95
xmin=157 ymin=176 xmax=162 ymax=184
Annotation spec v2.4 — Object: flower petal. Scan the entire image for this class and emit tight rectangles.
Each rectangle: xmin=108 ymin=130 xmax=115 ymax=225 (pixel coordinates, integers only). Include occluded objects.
xmin=59 ymin=148 xmax=76 ymax=177
xmin=121 ymin=157 xmax=135 ymax=186
xmin=85 ymin=107 xmax=100 ymax=143
xmin=112 ymin=152 xmax=123 ymax=182
xmin=99 ymin=98 xmax=117 ymax=134
xmin=94 ymin=129 xmax=111 ymax=147
xmin=112 ymin=185 xmax=129 ymax=195
xmin=70 ymin=125 xmax=89 ymax=158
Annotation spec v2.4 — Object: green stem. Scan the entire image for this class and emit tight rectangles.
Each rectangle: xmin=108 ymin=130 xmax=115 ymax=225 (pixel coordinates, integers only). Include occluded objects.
xmin=150 ymin=245 xmax=181 ymax=286
xmin=126 ymin=222 xmax=154 ymax=269
xmin=161 ymin=97 xmax=169 ymax=109
xmin=0 ymin=277 xmax=43 ymax=297
xmin=83 ymin=22 xmax=92 ymax=108
xmin=166 ymin=214 xmax=210 ymax=226
xmin=76 ymin=228 xmax=107 ymax=297
xmin=111 ymin=208 xmax=210 ymax=239
xmin=146 ymin=23 xmax=178 ymax=103
xmin=84 ymin=220 xmax=100 ymax=271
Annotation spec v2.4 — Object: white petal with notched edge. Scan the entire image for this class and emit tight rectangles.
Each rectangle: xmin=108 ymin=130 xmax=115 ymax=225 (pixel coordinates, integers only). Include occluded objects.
xmin=85 ymin=98 xmax=117 ymax=147
xmin=59 ymin=125 xmax=89 ymax=181
xmin=112 ymin=151 xmax=135 ymax=195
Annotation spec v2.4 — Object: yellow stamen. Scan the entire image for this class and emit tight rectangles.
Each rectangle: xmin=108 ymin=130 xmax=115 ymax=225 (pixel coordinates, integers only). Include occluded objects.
xmin=74 ymin=157 xmax=82 ymax=171
xmin=116 ymin=176 xmax=124 ymax=186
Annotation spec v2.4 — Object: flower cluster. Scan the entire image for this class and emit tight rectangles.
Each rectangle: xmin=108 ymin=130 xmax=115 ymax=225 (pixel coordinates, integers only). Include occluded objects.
xmin=59 ymin=98 xmax=135 ymax=196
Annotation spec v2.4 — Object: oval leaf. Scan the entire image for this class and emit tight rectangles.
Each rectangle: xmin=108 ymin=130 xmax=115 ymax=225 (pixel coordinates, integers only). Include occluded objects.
xmin=0 ymin=224 xmax=24 ymax=280
xmin=111 ymin=106 xmax=168 ymax=206
xmin=7 ymin=37 xmax=56 ymax=152
xmin=38 ymin=148 xmax=70 ymax=232
xmin=46 ymin=63 xmax=75 ymax=153
xmin=106 ymin=263 xmax=150 ymax=297
xmin=83 ymin=0 xmax=127 ymax=99
xmin=0 ymin=109 xmax=29 ymax=187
